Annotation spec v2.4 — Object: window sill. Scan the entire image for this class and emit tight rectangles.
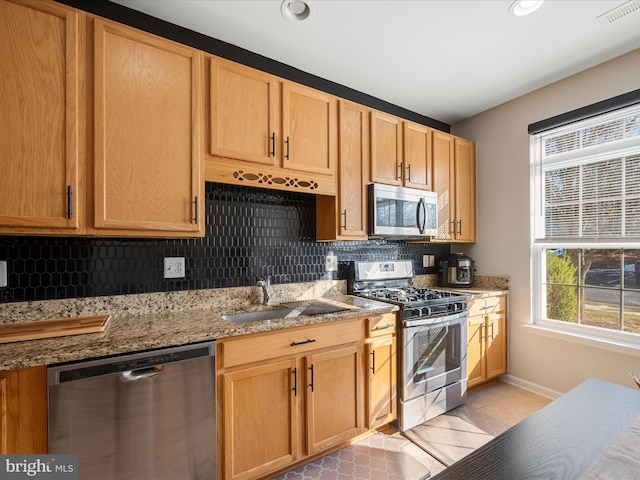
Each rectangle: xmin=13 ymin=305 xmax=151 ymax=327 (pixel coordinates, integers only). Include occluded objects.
xmin=525 ymin=323 xmax=640 ymax=358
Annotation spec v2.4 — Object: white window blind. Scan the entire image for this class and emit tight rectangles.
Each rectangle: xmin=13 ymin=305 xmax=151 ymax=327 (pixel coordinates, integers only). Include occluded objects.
xmin=532 ymin=105 xmax=640 ymax=241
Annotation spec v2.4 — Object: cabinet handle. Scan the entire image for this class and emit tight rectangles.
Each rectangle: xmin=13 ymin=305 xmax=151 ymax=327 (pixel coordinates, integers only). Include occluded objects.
xmin=270 ymin=132 xmax=276 ymax=157
xmin=457 ymin=220 xmax=462 ymax=236
xmin=489 ymin=323 xmax=494 ymax=340
xmin=290 ymin=338 xmax=316 ymax=347
xmin=292 ymin=367 xmax=298 ymax=396
xmin=372 ymin=324 xmax=394 ymax=331
xmin=481 ymin=324 xmax=486 ymax=341
xmin=370 ymin=350 xmax=376 ymax=374
xmin=194 ymin=196 xmax=199 ymax=225
xmin=308 ymin=364 xmax=314 ymax=392
xmin=407 ymin=163 xmax=411 ymax=182
xmin=342 ymin=210 xmax=347 ymax=230
xmin=450 ymin=219 xmax=456 ymax=235
xmin=285 ymin=136 xmax=290 ymax=160
xmin=66 ymin=185 xmax=73 ymax=220
xmin=396 ymin=162 xmax=403 ymax=180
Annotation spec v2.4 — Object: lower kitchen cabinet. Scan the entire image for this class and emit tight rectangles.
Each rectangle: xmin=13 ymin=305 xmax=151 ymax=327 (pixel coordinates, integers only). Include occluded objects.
xmin=467 ymin=294 xmax=507 ymax=389
xmin=217 ymin=318 xmax=366 ymax=480
xmin=305 ymin=345 xmax=362 ymax=454
xmin=365 ymin=313 xmax=397 ymax=429
xmin=366 ymin=335 xmax=397 ymax=428
xmin=0 ymin=366 xmax=48 ymax=454
xmin=222 ymin=360 xmax=298 ymax=480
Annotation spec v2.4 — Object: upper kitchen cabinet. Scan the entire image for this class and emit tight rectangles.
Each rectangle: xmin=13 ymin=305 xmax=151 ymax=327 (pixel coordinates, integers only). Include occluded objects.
xmin=317 ymin=100 xmax=369 ymax=240
xmin=370 ymin=111 xmax=403 ymax=186
xmin=92 ymin=18 xmax=204 ymax=236
xmin=403 ymin=121 xmax=433 ymax=191
xmin=0 ymin=0 xmax=83 ymax=234
xmin=370 ymin=112 xmax=433 ymax=191
xmin=432 ymin=131 xmax=476 ymax=242
xmin=207 ymin=56 xmax=337 ymax=196
xmin=209 ymin=56 xmax=279 ymax=167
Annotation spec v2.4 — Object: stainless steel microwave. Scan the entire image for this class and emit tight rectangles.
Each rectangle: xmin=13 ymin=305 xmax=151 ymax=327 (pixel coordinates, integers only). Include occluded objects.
xmin=368 ymin=184 xmax=438 ymax=238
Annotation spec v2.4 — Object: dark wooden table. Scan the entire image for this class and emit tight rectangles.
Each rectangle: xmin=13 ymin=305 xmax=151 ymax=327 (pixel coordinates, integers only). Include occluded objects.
xmin=430 ymin=378 xmax=640 ymax=480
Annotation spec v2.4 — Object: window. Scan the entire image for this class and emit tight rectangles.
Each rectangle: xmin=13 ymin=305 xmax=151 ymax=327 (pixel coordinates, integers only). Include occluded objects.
xmin=531 ymin=104 xmax=640 ymax=345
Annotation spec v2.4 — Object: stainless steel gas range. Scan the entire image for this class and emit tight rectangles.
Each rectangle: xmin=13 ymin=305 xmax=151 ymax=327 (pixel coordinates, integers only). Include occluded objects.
xmin=349 ymin=260 xmax=468 ymax=431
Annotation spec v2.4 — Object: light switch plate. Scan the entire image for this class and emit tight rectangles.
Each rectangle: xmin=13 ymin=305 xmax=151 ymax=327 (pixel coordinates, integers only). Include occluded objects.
xmin=164 ymin=257 xmax=185 ymax=279
xmin=0 ymin=261 xmax=7 ymax=287
xmin=422 ymin=255 xmax=435 ymax=268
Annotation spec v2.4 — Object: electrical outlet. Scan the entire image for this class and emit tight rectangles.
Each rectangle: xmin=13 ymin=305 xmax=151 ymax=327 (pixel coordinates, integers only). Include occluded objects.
xmin=164 ymin=257 xmax=185 ymax=279
xmin=0 ymin=261 xmax=6 ymax=287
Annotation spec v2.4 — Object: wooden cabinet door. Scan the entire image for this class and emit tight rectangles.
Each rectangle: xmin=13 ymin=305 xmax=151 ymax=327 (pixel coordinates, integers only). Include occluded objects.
xmin=0 ymin=366 xmax=48 ymax=454
xmin=467 ymin=315 xmax=486 ymax=389
xmin=305 ymin=345 xmax=362 ymax=454
xmin=454 ymin=137 xmax=476 ymax=242
xmin=210 ymin=56 xmax=279 ymax=166
xmin=282 ymin=82 xmax=336 ymax=176
xmin=370 ymin=111 xmax=402 ymax=186
xmin=486 ymin=312 xmax=507 ymax=380
xmin=432 ymin=130 xmax=454 ymax=240
xmin=403 ymin=122 xmax=432 ymax=191
xmin=93 ymin=19 xmax=204 ymax=235
xmin=222 ymin=360 xmax=298 ymax=480
xmin=338 ymin=100 xmax=369 ymax=238
xmin=0 ymin=0 xmax=81 ymax=232
xmin=316 ymin=100 xmax=368 ymax=241
xmin=367 ymin=336 xmax=397 ymax=429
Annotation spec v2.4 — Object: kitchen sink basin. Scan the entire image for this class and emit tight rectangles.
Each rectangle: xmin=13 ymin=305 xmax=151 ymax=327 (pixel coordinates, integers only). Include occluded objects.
xmin=221 ymin=301 xmax=349 ymax=324
xmin=221 ymin=308 xmax=296 ymax=324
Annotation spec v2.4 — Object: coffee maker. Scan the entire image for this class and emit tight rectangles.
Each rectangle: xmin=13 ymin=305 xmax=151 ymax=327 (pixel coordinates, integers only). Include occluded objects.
xmin=439 ymin=253 xmax=475 ymax=287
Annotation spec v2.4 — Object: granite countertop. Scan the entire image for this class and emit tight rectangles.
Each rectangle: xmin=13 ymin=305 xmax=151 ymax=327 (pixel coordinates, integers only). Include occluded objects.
xmin=0 ymin=292 xmax=397 ymax=371
xmin=439 ymin=287 xmax=510 ymax=298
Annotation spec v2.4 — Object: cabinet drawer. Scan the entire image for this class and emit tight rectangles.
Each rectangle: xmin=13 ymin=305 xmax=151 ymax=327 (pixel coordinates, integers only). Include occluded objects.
xmin=484 ymin=295 xmax=506 ymax=314
xmin=366 ymin=313 xmax=397 ymax=338
xmin=468 ymin=299 xmax=486 ymax=317
xmin=468 ymin=295 xmax=506 ymax=317
xmin=221 ymin=319 xmax=363 ymax=368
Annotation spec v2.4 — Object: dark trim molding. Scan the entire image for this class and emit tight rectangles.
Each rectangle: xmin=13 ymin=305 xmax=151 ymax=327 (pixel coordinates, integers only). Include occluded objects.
xmin=528 ymin=88 xmax=640 ymax=135
xmin=59 ymin=0 xmax=450 ymax=132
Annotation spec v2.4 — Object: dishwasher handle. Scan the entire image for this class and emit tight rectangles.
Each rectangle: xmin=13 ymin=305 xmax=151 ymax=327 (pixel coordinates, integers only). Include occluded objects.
xmin=120 ymin=365 xmax=164 ymax=382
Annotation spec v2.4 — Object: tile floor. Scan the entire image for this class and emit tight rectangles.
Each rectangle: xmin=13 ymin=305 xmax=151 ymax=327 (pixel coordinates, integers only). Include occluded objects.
xmin=272 ymin=381 xmax=552 ymax=480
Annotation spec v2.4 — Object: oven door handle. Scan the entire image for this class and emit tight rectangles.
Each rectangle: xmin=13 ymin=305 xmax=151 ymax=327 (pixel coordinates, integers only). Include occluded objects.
xmin=417 ymin=197 xmax=426 ymax=234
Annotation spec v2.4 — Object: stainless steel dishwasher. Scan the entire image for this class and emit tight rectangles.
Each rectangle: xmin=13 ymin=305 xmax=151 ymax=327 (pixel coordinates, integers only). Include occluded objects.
xmin=48 ymin=341 xmax=216 ymax=480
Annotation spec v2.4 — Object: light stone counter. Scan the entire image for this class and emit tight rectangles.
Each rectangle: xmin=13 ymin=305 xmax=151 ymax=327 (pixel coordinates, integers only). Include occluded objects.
xmin=0 ymin=281 xmax=397 ymax=371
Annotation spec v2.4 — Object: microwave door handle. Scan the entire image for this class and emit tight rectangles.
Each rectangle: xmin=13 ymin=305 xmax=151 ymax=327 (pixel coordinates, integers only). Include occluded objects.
xmin=417 ymin=197 xmax=426 ymax=234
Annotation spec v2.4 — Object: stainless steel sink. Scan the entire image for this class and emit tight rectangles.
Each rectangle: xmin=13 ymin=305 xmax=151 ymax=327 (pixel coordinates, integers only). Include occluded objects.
xmin=221 ymin=300 xmax=350 ymax=324
xmin=221 ymin=308 xmax=296 ymax=324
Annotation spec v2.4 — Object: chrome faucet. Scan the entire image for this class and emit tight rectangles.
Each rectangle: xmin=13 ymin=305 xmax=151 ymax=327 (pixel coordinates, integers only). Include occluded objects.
xmin=257 ymin=276 xmax=271 ymax=305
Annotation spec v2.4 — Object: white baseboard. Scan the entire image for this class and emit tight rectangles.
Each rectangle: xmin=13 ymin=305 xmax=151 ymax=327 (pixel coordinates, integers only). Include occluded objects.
xmin=499 ymin=374 xmax=562 ymax=400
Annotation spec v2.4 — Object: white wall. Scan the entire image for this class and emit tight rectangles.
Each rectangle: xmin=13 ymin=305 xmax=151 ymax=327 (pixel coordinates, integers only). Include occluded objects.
xmin=452 ymin=48 xmax=640 ymax=395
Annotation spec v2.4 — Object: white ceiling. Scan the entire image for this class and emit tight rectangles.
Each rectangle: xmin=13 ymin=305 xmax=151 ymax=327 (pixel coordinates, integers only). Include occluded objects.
xmin=111 ymin=0 xmax=640 ymax=125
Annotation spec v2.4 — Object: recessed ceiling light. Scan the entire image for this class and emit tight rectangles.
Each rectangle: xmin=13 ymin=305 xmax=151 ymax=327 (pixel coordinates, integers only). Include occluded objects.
xmin=281 ymin=0 xmax=313 ymax=21
xmin=509 ymin=0 xmax=544 ymax=16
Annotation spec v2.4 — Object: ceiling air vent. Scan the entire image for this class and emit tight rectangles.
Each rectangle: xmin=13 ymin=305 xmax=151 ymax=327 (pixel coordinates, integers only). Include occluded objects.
xmin=597 ymin=0 xmax=640 ymax=23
